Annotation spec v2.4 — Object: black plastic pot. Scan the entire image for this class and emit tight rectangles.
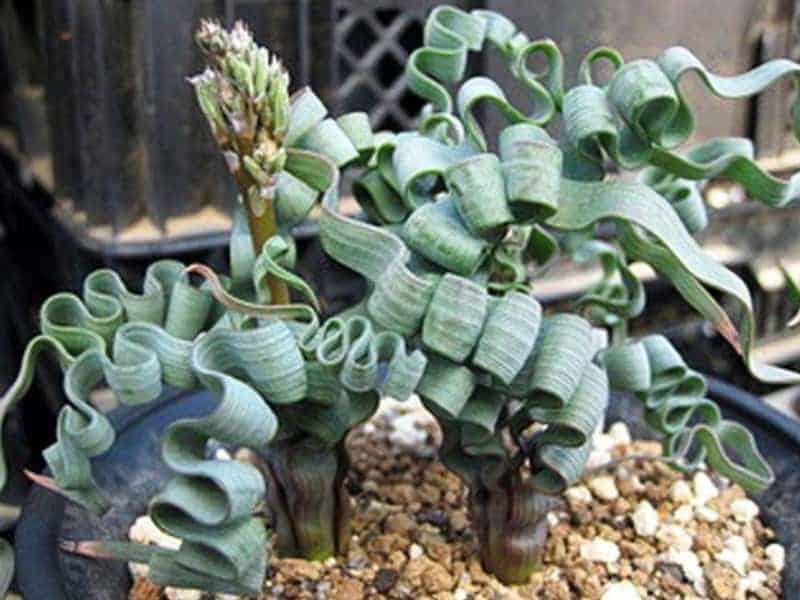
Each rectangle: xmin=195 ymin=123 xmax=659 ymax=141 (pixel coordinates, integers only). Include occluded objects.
xmin=15 ymin=389 xmax=216 ymax=600
xmin=15 ymin=378 xmax=800 ymax=599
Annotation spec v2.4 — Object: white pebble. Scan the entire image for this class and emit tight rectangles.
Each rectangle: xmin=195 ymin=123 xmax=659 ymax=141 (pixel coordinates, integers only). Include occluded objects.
xmin=215 ymin=595 xmax=241 ymax=600
xmin=672 ymin=504 xmax=693 ymax=524
xmin=593 ymin=432 xmax=616 ymax=452
xmin=546 ymin=512 xmax=560 ymax=527
xmin=692 ymin=472 xmax=719 ymax=505
xmin=608 ymin=422 xmax=631 ymax=446
xmin=718 ymin=535 xmax=749 ymax=576
xmin=165 ymin=588 xmax=203 ymax=600
xmin=408 ymin=543 xmax=424 ymax=559
xmin=213 ymin=448 xmax=232 ymax=461
xmin=565 ymin=485 xmax=593 ymax=504
xmin=738 ymin=570 xmax=767 ymax=596
xmin=657 ymin=524 xmax=693 ymax=552
xmin=388 ymin=413 xmax=429 ymax=450
xmin=618 ymin=470 xmax=646 ymax=493
xmin=765 ymin=544 xmax=785 ymax=572
xmin=601 ymin=581 xmax=640 ymax=600
xmin=670 ymin=480 xmax=694 ymax=504
xmin=588 ymin=475 xmax=619 ymax=501
xmin=695 ymin=506 xmax=719 ymax=522
xmin=128 ymin=561 xmax=150 ymax=580
xmin=632 ymin=501 xmax=659 ymax=537
xmin=453 ymin=590 xmax=468 ymax=600
xmin=586 ymin=449 xmax=613 ymax=469
xmin=660 ymin=549 xmax=703 ymax=586
xmin=128 ymin=515 xmax=181 ymax=550
xmin=580 ymin=538 xmax=621 ymax=563
xmin=730 ymin=498 xmax=759 ymax=523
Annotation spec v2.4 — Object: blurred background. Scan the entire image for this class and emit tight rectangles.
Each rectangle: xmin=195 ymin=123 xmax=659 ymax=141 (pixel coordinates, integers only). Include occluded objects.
xmin=2 ymin=0 xmax=800 ymax=481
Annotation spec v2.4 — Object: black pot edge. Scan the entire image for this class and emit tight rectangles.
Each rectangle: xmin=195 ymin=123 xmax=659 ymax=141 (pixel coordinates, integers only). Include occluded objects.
xmin=14 ymin=388 xmax=194 ymax=598
xmin=705 ymin=375 xmax=800 ymax=448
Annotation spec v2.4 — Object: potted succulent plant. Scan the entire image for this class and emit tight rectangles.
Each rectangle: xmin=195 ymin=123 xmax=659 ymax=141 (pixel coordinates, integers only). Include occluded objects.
xmin=4 ymin=4 xmax=800 ymax=598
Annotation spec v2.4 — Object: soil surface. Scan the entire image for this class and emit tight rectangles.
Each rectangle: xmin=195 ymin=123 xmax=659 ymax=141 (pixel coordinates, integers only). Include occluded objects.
xmin=129 ymin=400 xmax=785 ymax=600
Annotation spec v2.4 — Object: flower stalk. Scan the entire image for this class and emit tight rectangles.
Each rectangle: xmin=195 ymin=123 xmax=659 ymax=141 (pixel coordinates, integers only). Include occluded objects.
xmin=192 ymin=19 xmax=290 ymax=304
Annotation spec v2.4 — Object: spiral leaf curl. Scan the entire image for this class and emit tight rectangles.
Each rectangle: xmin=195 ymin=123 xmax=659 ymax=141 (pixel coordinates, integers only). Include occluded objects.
xmin=601 ymin=336 xmax=773 ymax=494
xmin=293 ymin=104 xmax=609 ymax=492
xmin=291 ymin=54 xmax=793 ymax=493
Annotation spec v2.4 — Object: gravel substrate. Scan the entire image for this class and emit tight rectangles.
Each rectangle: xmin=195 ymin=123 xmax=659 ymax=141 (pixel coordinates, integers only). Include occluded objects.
xmin=129 ymin=400 xmax=785 ymax=600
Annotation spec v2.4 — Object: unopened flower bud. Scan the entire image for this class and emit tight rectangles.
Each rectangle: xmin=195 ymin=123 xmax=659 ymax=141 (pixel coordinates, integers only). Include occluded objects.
xmin=269 ymin=148 xmax=287 ymax=173
xmin=253 ymin=48 xmax=270 ymax=96
xmin=195 ymin=19 xmax=227 ymax=56
xmin=243 ymin=155 xmax=271 ymax=186
xmin=226 ymin=56 xmax=255 ymax=97
xmin=229 ymin=21 xmax=254 ymax=54
xmin=189 ymin=70 xmax=226 ymax=140
xmin=270 ymin=83 xmax=290 ymax=138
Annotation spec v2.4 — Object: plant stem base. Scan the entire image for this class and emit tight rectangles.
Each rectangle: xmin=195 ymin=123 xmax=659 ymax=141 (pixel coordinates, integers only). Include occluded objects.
xmin=468 ymin=469 xmax=558 ymax=584
xmin=258 ymin=439 xmax=350 ymax=560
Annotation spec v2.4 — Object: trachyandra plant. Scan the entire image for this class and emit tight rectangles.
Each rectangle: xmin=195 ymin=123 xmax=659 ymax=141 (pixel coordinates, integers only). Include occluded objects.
xmin=2 ymin=4 xmax=800 ymax=595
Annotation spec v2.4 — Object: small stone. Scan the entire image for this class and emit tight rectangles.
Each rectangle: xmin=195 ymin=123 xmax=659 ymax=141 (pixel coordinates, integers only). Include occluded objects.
xmin=608 ymin=422 xmax=632 ymax=446
xmin=601 ymin=581 xmax=640 ymax=600
xmin=418 ymin=483 xmax=442 ymax=505
xmin=660 ymin=549 xmax=703 ymax=587
xmin=565 ymin=485 xmax=592 ymax=504
xmin=588 ymin=475 xmax=619 ymax=501
xmin=765 ymin=543 xmax=785 ymax=572
xmin=450 ymin=509 xmax=470 ymax=532
xmin=387 ymin=550 xmax=407 ymax=570
xmin=373 ymin=568 xmax=400 ymax=593
xmin=672 ymin=504 xmax=693 ymax=524
xmin=421 ymin=561 xmax=454 ymax=593
xmin=738 ymin=570 xmax=767 ymax=596
xmin=718 ymin=535 xmax=749 ymax=576
xmin=408 ymin=543 xmax=424 ymax=559
xmin=657 ymin=524 xmax=693 ymax=552
xmin=580 ymin=538 xmax=621 ymax=563
xmin=593 ymin=432 xmax=617 ymax=452
xmin=388 ymin=413 xmax=429 ymax=451
xmin=404 ymin=556 xmax=453 ymax=593
xmin=586 ymin=449 xmax=613 ymax=469
xmin=692 ymin=472 xmax=719 ymax=505
xmin=632 ymin=501 xmax=659 ymax=537
xmin=707 ymin=563 xmax=739 ymax=599
xmin=333 ymin=578 xmax=364 ymax=599
xmin=279 ymin=558 xmax=324 ymax=580
xmin=129 ymin=515 xmax=181 ymax=550
xmin=164 ymin=588 xmax=202 ymax=600
xmin=453 ymin=590 xmax=468 ymax=600
xmin=368 ymin=533 xmax=409 ymax=555
xmin=129 ymin=578 xmax=162 ymax=600
xmin=670 ymin=480 xmax=694 ymax=504
xmin=384 ymin=512 xmax=417 ymax=536
xmin=617 ymin=472 xmax=646 ymax=496
xmin=213 ymin=448 xmax=232 ymax=461
xmin=547 ymin=512 xmax=560 ymax=527
xmin=695 ymin=506 xmax=719 ymax=523
xmin=730 ymin=498 xmax=759 ymax=523
xmin=128 ymin=561 xmax=150 ymax=580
